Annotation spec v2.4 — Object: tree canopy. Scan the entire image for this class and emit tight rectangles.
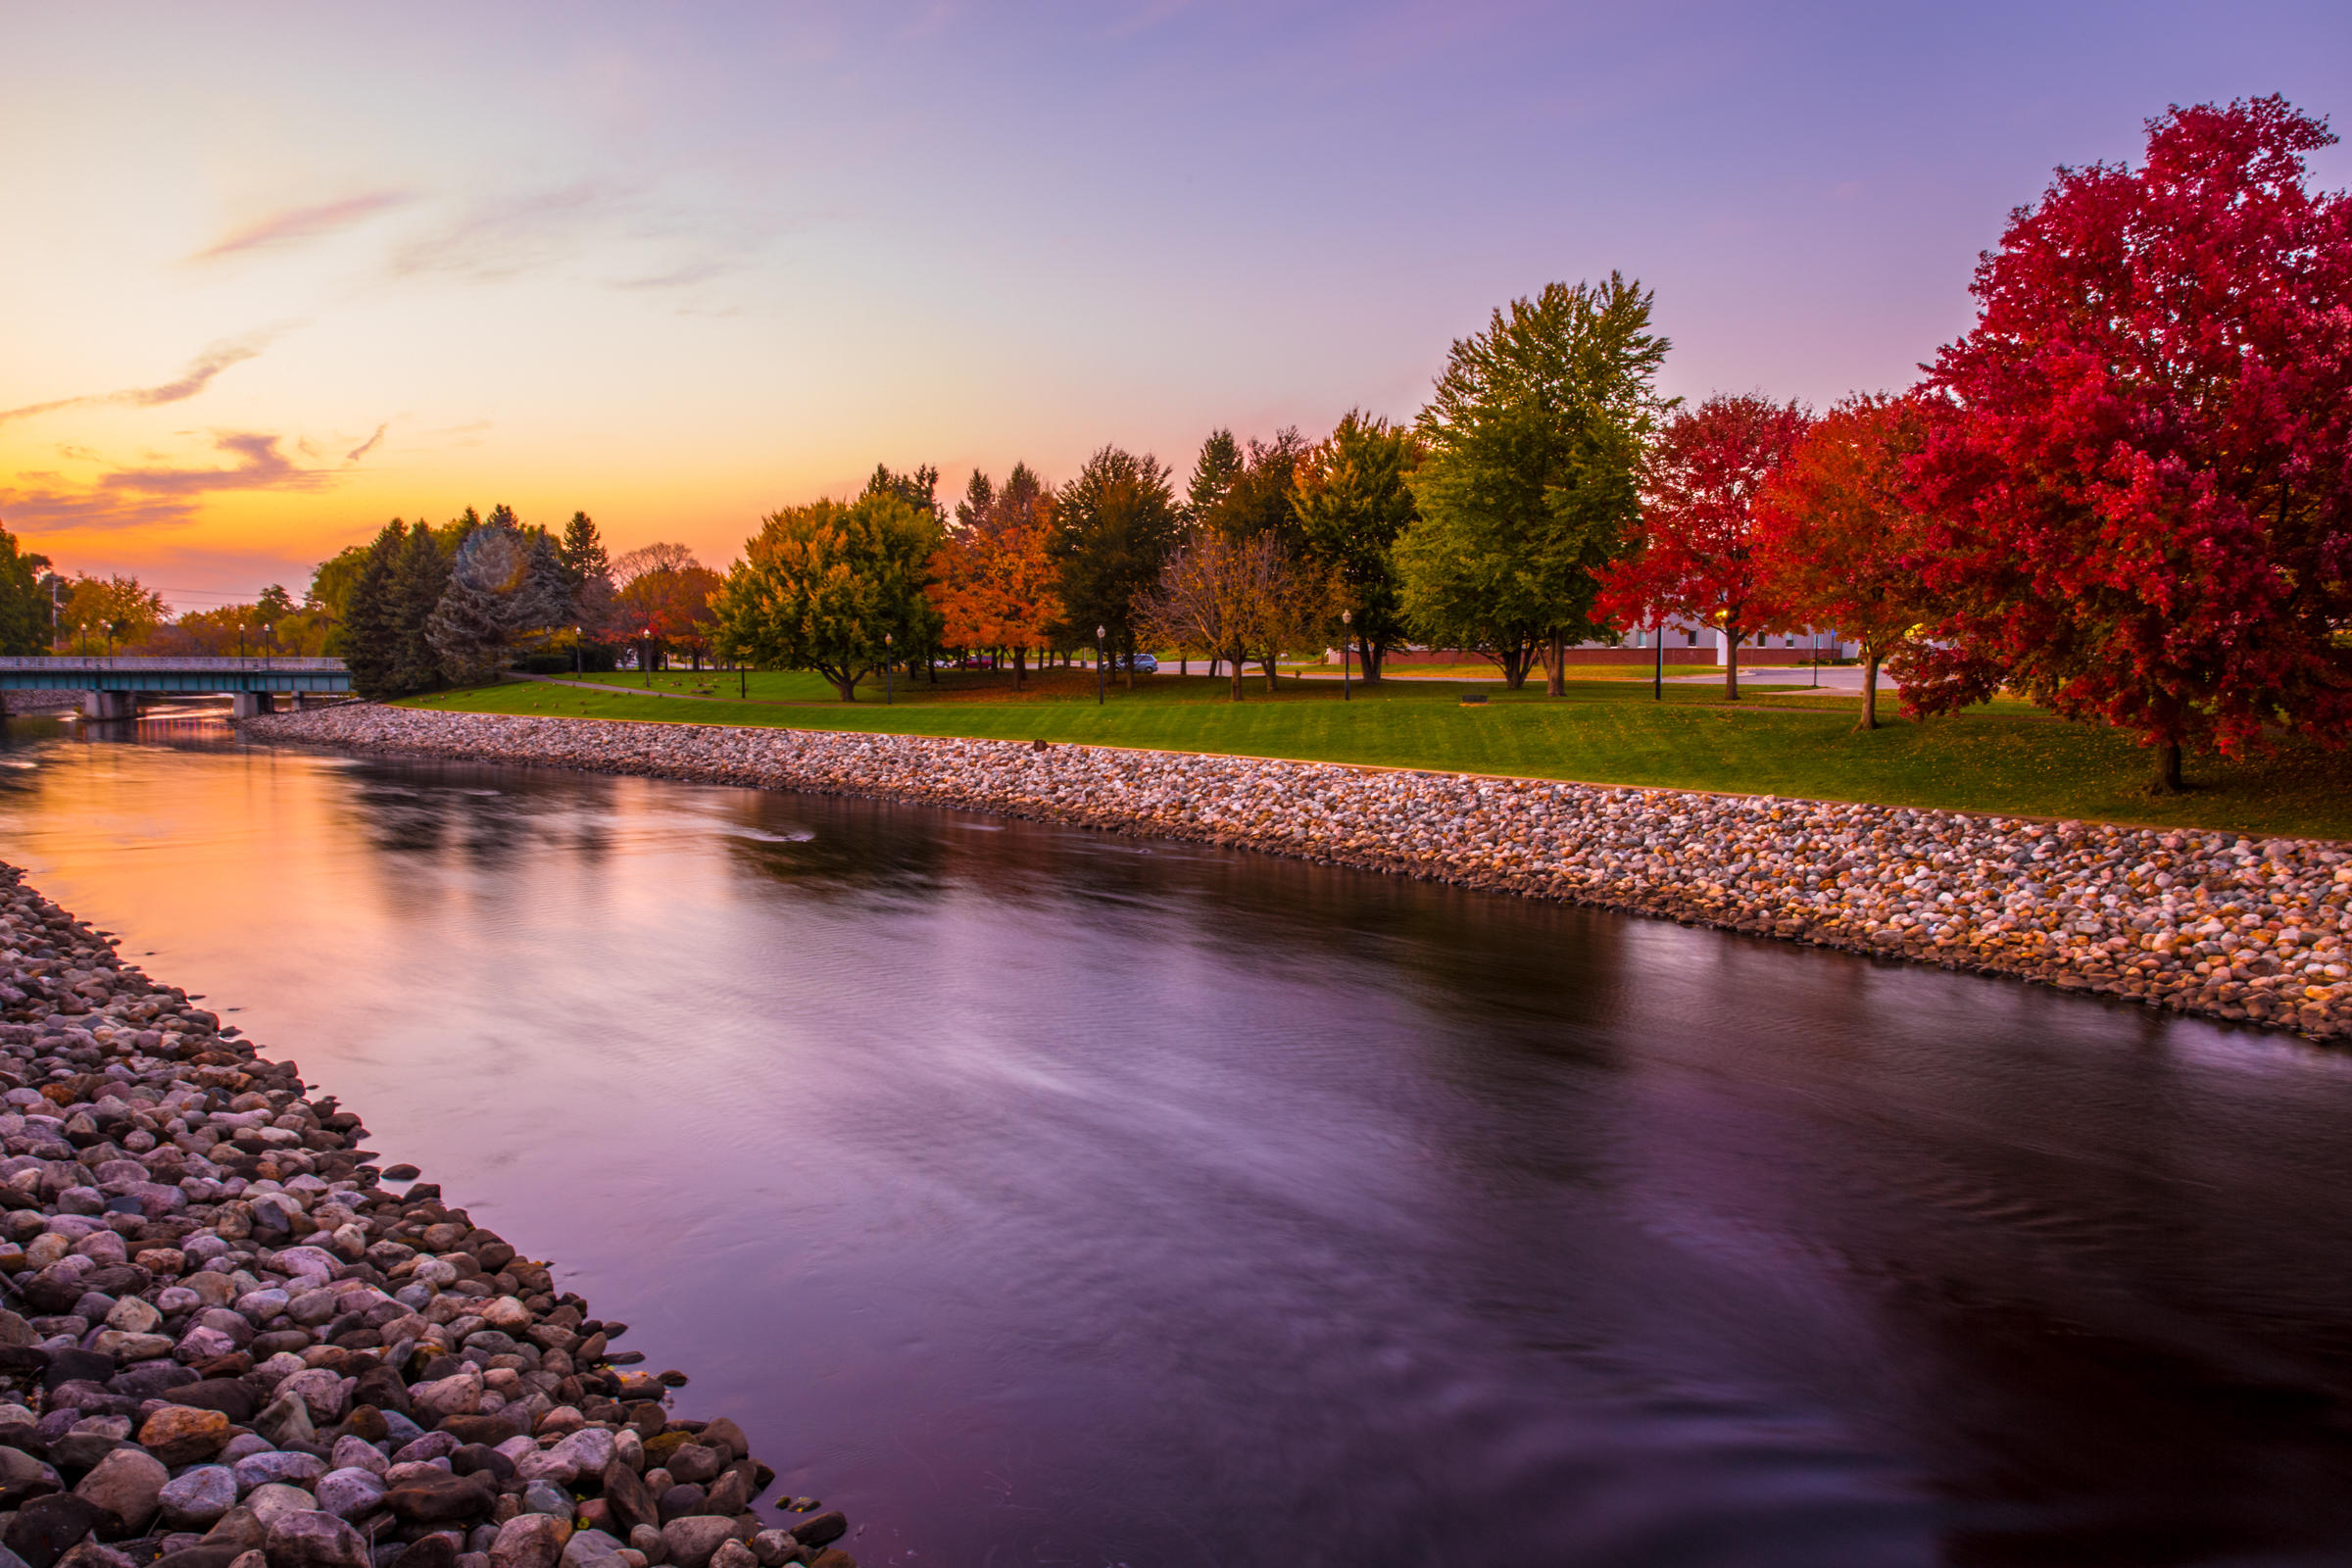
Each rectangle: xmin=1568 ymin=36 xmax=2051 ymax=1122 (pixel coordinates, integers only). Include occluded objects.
xmin=1291 ymin=411 xmax=1419 ymax=680
xmin=1051 ymin=445 xmax=1179 ymax=677
xmin=710 ymin=493 xmax=940 ymax=701
xmin=1398 ymin=274 xmax=1671 ymax=691
xmin=1598 ymin=393 xmax=1811 ymax=700
xmin=1902 ymin=96 xmax=2352 ymax=789
xmin=1755 ymin=392 xmax=1929 ymax=728
xmin=0 ymin=526 xmax=52 ymax=657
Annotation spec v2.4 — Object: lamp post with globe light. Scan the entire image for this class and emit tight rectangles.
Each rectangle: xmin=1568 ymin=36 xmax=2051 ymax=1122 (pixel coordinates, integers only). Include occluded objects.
xmin=1341 ymin=609 xmax=1351 ymax=701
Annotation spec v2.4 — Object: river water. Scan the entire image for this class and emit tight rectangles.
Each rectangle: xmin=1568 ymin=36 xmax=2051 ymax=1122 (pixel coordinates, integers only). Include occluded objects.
xmin=4 ymin=716 xmax=2352 ymax=1566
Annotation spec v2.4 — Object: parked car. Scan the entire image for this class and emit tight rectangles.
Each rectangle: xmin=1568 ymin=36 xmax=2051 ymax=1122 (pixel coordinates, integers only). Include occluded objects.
xmin=1131 ymin=654 xmax=1158 ymax=673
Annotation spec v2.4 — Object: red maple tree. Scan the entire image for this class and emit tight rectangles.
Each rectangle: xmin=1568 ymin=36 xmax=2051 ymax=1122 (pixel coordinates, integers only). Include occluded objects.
xmin=1598 ymin=393 xmax=1810 ymax=699
xmin=1754 ymin=392 xmax=1930 ymax=730
xmin=1903 ymin=96 xmax=2352 ymax=790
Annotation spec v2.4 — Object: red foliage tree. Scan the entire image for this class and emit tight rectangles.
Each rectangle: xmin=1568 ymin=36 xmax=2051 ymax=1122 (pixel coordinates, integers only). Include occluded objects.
xmin=1754 ymin=392 xmax=1930 ymax=730
xmin=1597 ymin=393 xmax=1810 ymax=699
xmin=1904 ymin=96 xmax=2352 ymax=790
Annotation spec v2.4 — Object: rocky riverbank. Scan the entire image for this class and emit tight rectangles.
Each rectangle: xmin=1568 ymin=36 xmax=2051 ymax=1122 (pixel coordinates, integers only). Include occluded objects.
xmin=242 ymin=704 xmax=2352 ymax=1042
xmin=0 ymin=866 xmax=855 ymax=1568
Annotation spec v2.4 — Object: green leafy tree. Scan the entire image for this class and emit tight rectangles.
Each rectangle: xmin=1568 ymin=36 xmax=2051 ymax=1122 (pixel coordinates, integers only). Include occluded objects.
xmin=1399 ymin=274 xmax=1671 ymax=692
xmin=1292 ymin=411 xmax=1420 ymax=681
xmin=61 ymin=574 xmax=166 ymax=653
xmin=0 ymin=526 xmax=53 ymax=657
xmin=710 ymin=493 xmax=941 ymax=701
xmin=1051 ymin=446 xmax=1179 ymax=684
xmin=307 ymin=543 xmax=374 ymax=653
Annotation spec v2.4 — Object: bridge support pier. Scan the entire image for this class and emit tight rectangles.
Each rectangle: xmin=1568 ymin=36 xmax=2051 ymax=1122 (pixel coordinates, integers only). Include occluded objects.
xmin=81 ymin=691 xmax=134 ymax=721
xmin=230 ymin=693 xmax=273 ymax=718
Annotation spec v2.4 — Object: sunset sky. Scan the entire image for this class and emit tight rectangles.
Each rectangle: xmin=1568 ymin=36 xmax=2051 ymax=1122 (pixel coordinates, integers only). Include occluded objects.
xmin=4 ymin=1 xmax=2346 ymax=611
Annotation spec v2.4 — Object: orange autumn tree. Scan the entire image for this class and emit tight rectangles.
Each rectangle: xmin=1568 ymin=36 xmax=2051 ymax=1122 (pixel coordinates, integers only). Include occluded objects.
xmin=1755 ymin=392 xmax=1932 ymax=730
xmin=928 ymin=464 xmax=1063 ymax=688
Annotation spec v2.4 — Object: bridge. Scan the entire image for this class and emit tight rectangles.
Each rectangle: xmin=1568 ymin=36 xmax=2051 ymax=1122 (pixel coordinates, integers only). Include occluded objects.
xmin=0 ymin=657 xmax=351 ymax=718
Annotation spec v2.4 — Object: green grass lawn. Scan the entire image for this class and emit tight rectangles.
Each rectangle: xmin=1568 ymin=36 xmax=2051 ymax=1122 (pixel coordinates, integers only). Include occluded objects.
xmin=399 ymin=667 xmax=2352 ymax=839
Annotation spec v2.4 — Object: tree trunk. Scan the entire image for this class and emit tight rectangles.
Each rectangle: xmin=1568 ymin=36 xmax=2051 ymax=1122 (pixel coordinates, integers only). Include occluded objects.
xmin=1724 ymin=627 xmax=1740 ymax=701
xmin=836 ymin=674 xmax=857 ymax=702
xmin=1858 ymin=653 xmax=1880 ymax=731
xmin=1545 ymin=630 xmax=1565 ymax=697
xmin=1229 ymin=645 xmax=1246 ymax=702
xmin=2153 ymin=740 xmax=2185 ymax=794
xmin=1362 ymin=640 xmax=1382 ymax=683
xmin=1502 ymin=646 xmax=1529 ymax=689
xmin=1262 ymin=654 xmax=1278 ymax=693
xmin=1013 ymin=645 xmax=1026 ymax=691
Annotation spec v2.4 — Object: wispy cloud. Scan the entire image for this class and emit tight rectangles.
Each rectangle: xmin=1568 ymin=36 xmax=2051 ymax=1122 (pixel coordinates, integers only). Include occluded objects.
xmin=609 ymin=261 xmax=733 ymax=292
xmin=345 ymin=424 xmax=388 ymax=463
xmin=191 ymin=190 xmax=416 ymax=263
xmin=0 ymin=327 xmax=291 ymax=428
xmin=0 ymin=426 xmax=372 ymax=536
xmin=389 ymin=183 xmax=620 ymax=282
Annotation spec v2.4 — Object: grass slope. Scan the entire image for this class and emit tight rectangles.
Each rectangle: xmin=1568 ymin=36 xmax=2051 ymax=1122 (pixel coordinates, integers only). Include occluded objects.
xmin=399 ymin=668 xmax=2352 ymax=839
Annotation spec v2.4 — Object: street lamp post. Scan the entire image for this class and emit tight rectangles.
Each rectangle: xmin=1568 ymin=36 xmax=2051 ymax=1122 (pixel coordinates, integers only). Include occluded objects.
xmin=574 ymin=625 xmax=583 ymax=676
xmin=885 ymin=631 xmax=895 ymax=705
xmin=1095 ymin=624 xmax=1106 ymax=706
xmin=1341 ymin=609 xmax=1351 ymax=702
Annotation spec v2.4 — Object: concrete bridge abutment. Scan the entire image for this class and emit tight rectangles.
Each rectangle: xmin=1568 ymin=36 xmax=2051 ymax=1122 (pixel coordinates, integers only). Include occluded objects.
xmin=81 ymin=691 xmax=135 ymax=720
xmin=230 ymin=693 xmax=274 ymax=718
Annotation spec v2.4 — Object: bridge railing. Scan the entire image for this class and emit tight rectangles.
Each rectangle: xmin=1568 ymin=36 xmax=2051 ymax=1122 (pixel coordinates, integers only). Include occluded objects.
xmin=0 ymin=657 xmax=347 ymax=671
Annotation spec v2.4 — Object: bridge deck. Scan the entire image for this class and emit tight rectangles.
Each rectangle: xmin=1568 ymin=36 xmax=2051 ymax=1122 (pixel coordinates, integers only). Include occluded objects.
xmin=0 ymin=657 xmax=350 ymax=693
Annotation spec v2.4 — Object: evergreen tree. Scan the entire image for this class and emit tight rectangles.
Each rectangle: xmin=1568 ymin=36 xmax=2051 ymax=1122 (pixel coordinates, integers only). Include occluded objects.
xmin=862 ymin=463 xmax=942 ymax=518
xmin=954 ymin=471 xmax=996 ymax=534
xmin=428 ymin=524 xmax=578 ymax=685
xmin=1186 ymin=429 xmax=1244 ymax=524
xmin=1050 ymin=446 xmax=1179 ymax=681
xmin=391 ymin=521 xmax=450 ymax=693
xmin=341 ymin=520 xmax=409 ymax=700
xmin=1203 ymin=428 xmax=1310 ymax=547
xmin=560 ymin=511 xmax=610 ymax=586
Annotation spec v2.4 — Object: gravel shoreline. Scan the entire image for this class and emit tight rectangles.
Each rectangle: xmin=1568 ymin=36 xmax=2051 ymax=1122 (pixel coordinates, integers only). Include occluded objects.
xmin=245 ymin=704 xmax=2352 ymax=1042
xmin=0 ymin=864 xmax=855 ymax=1568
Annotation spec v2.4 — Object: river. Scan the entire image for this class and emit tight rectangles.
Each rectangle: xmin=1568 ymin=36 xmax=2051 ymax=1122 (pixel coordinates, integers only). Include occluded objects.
xmin=4 ymin=714 xmax=2352 ymax=1567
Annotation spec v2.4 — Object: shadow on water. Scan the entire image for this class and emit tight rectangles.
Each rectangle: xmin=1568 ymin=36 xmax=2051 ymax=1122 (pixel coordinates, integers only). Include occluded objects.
xmin=6 ymin=714 xmax=2352 ymax=1564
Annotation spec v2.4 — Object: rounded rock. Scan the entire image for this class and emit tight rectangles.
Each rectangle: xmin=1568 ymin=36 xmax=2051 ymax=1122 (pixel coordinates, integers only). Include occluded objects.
xmin=488 ymin=1513 xmax=571 ymax=1568
xmin=262 ymin=1509 xmax=369 ymax=1568
xmin=156 ymin=1465 xmax=238 ymax=1531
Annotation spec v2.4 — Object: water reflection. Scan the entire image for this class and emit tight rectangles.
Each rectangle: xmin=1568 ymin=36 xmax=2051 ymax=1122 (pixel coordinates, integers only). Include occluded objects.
xmin=4 ymin=717 xmax=2352 ymax=1565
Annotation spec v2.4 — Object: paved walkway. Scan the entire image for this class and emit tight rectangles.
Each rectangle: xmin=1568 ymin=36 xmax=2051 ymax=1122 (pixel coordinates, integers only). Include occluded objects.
xmin=1661 ymin=664 xmax=1900 ymax=694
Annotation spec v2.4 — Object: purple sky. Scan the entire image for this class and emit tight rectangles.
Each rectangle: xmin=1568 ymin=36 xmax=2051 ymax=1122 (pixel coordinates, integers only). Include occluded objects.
xmin=3 ymin=0 xmax=2347 ymax=601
